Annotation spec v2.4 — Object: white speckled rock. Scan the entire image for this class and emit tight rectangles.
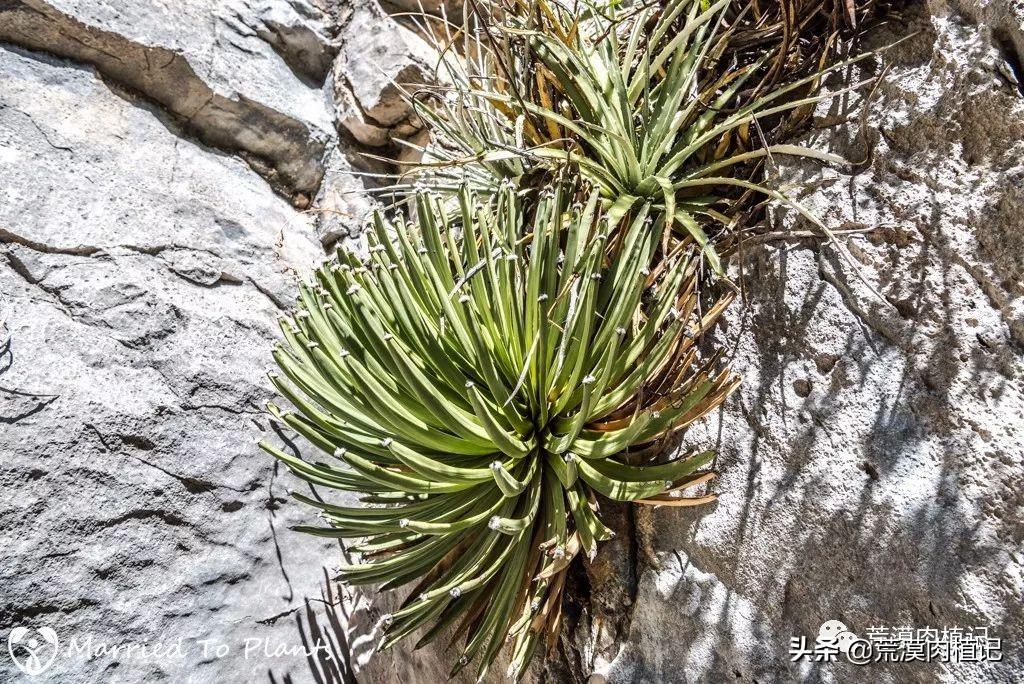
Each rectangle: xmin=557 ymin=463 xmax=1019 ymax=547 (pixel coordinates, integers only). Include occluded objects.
xmin=595 ymin=1 xmax=1024 ymax=682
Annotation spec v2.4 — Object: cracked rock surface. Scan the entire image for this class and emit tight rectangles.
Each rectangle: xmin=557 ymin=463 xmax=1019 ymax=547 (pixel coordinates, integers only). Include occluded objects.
xmin=0 ymin=0 xmax=343 ymax=204
xmin=0 ymin=28 xmax=354 ymax=684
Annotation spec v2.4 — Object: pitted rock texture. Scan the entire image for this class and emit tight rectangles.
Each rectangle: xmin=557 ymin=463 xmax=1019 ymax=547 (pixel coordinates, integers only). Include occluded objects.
xmin=0 ymin=34 xmax=358 ymax=684
xmin=592 ymin=1 xmax=1024 ymax=683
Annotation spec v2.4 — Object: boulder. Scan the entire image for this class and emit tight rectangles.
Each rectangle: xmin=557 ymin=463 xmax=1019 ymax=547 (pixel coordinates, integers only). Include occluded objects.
xmin=332 ymin=1 xmax=435 ymax=144
xmin=0 ymin=43 xmax=350 ymax=682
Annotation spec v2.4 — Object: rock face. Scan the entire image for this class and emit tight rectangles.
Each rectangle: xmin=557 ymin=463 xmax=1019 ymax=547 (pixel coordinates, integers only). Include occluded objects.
xmin=592 ymin=1 xmax=1024 ymax=683
xmin=2 ymin=1 xmax=1022 ymax=683
xmin=0 ymin=0 xmax=392 ymax=681
xmin=0 ymin=0 xmax=338 ymax=204
xmin=0 ymin=39 xmax=345 ymax=682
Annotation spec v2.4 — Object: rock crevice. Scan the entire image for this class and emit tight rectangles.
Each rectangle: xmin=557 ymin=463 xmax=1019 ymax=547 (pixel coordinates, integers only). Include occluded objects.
xmin=0 ymin=0 xmax=331 ymax=203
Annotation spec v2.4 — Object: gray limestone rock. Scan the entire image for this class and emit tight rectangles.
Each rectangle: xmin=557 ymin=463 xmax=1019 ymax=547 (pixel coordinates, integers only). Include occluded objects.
xmin=0 ymin=0 xmax=339 ymax=202
xmin=0 ymin=43 xmax=350 ymax=683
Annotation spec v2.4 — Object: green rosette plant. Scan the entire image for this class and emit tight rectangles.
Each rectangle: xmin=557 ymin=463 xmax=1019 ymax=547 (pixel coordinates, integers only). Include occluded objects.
xmin=399 ymin=0 xmax=876 ymax=276
xmin=261 ymin=0 xmax=893 ymax=677
xmin=260 ymin=182 xmax=737 ymax=679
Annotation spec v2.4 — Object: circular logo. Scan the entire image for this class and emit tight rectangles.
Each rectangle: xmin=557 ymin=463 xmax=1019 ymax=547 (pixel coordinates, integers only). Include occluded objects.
xmin=7 ymin=626 xmax=59 ymax=676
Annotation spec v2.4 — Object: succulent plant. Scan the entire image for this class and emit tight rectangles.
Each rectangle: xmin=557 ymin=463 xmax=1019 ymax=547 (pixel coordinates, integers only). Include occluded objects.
xmin=260 ymin=182 xmax=737 ymax=679
xmin=261 ymin=0 xmax=894 ymax=678
xmin=405 ymin=0 xmax=874 ymax=260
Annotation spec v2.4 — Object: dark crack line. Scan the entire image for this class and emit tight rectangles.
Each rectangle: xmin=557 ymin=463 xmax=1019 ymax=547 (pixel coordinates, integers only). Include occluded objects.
xmin=1 ymin=226 xmax=102 ymax=256
xmin=1 ymin=226 xmax=226 ymax=262
xmin=181 ymin=401 xmax=262 ymax=416
xmin=3 ymin=249 xmax=76 ymax=318
xmin=85 ymin=422 xmax=113 ymax=451
xmin=15 ymin=107 xmax=75 ymax=152
xmin=0 ymin=391 xmax=57 ymax=424
xmin=256 ymin=606 xmax=301 ymax=626
xmin=2 ymin=253 xmax=139 ymax=344
xmin=130 ymin=454 xmax=248 ymax=494
xmin=121 ymin=243 xmax=223 ymax=259
xmin=269 ymin=505 xmax=296 ymax=603
xmin=96 ymin=508 xmax=186 ymax=530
